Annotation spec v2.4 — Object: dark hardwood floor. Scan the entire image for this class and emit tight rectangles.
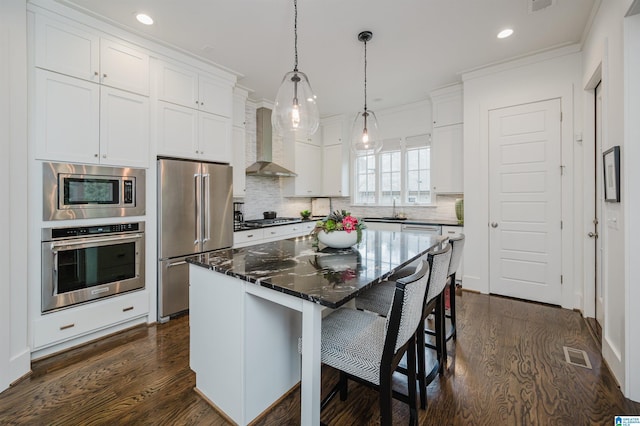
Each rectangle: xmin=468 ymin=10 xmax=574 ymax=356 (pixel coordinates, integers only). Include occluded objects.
xmin=1 ymin=291 xmax=638 ymax=425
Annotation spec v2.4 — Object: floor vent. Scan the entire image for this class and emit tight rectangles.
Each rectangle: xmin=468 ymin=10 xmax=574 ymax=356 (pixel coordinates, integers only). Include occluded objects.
xmin=563 ymin=346 xmax=592 ymax=369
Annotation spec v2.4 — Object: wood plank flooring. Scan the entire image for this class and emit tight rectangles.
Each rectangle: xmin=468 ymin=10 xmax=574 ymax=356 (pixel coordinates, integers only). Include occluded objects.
xmin=1 ymin=291 xmax=638 ymax=425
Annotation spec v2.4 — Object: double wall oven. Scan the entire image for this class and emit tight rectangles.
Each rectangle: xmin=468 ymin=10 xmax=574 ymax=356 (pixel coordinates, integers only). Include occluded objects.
xmin=41 ymin=162 xmax=147 ymax=313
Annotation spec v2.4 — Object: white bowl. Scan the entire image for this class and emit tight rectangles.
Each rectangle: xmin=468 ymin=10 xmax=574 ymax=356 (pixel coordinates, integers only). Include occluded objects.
xmin=317 ymin=230 xmax=358 ymax=248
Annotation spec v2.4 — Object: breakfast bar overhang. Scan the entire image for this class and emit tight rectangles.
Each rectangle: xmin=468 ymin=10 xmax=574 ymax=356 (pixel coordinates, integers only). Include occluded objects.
xmin=187 ymin=230 xmax=444 ymax=425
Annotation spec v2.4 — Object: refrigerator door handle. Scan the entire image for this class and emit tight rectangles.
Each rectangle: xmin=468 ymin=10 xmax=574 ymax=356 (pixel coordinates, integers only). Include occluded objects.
xmin=194 ymin=173 xmax=201 ymax=245
xmin=202 ymin=173 xmax=210 ymax=243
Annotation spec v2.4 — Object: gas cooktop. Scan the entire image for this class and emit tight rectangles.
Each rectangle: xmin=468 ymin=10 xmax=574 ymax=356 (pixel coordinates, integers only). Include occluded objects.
xmin=235 ymin=217 xmax=302 ymax=231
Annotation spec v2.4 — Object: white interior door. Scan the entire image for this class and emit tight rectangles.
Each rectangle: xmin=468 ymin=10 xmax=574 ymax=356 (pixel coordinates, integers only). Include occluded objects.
xmin=489 ymin=99 xmax=562 ymax=305
xmin=594 ymin=82 xmax=604 ymax=327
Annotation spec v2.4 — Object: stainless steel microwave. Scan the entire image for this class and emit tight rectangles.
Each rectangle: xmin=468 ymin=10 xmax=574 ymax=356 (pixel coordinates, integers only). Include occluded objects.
xmin=43 ymin=162 xmax=145 ymax=220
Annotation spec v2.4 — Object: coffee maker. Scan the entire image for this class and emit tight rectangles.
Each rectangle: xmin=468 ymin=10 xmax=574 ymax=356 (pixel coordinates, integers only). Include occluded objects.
xmin=233 ymin=202 xmax=244 ymax=229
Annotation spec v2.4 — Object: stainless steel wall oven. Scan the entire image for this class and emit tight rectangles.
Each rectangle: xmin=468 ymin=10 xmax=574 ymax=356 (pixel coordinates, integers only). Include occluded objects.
xmin=41 ymin=222 xmax=145 ymax=313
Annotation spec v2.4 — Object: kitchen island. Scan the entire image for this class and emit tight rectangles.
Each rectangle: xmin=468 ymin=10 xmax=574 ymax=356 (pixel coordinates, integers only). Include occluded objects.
xmin=187 ymin=229 xmax=444 ymax=425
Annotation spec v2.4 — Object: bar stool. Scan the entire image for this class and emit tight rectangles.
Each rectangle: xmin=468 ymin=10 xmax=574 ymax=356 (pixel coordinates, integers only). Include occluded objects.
xmin=320 ymin=260 xmax=430 ymax=425
xmin=354 ymin=244 xmax=452 ymax=409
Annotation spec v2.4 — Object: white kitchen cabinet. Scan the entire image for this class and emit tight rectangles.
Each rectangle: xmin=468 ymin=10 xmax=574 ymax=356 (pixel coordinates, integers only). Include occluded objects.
xmin=233 ymin=222 xmax=315 ymax=248
xmin=34 ymin=69 xmax=149 ymax=167
xmin=232 ymin=88 xmax=248 ymax=197
xmin=200 ymin=112 xmax=232 ymax=163
xmin=234 ymin=229 xmax=266 ymax=248
xmin=99 ymin=38 xmax=150 ymax=96
xmin=34 ymin=69 xmax=100 ymax=164
xmin=431 ymin=123 xmax=463 ymax=194
xmin=322 ymin=143 xmax=350 ymax=197
xmin=32 ymin=290 xmax=149 ymax=350
xmin=442 ymin=225 xmax=464 ymax=282
xmin=364 ymin=221 xmax=403 ymax=232
xmin=320 ymin=115 xmax=350 ymax=196
xmin=157 ymin=60 xmax=232 ymax=118
xmin=430 ymin=84 xmax=463 ymax=194
xmin=284 ymin=142 xmax=323 ymax=197
xmin=232 ymin=88 xmax=248 ymax=128
xmin=322 ymin=116 xmax=344 ymax=146
xmin=34 ymin=13 xmax=149 ymax=96
xmin=100 ymin=86 xmax=149 ymax=167
xmin=431 ymin=84 xmax=463 ymax=128
xmin=157 ymin=101 xmax=231 ymax=163
xmin=232 ymin=127 xmax=246 ymax=197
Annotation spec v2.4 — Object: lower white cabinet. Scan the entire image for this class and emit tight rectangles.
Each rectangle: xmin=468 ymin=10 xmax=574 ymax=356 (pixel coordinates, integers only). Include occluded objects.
xmin=233 ymin=222 xmax=315 ymax=248
xmin=32 ymin=290 xmax=149 ymax=350
xmin=442 ymin=225 xmax=464 ymax=282
xmin=364 ymin=221 xmax=403 ymax=232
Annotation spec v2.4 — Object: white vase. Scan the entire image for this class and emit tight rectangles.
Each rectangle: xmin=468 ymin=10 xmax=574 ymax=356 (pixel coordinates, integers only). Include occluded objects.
xmin=317 ymin=230 xmax=358 ymax=248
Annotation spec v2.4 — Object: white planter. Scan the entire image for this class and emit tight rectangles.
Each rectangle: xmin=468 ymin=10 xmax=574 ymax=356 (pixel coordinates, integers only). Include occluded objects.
xmin=317 ymin=230 xmax=358 ymax=248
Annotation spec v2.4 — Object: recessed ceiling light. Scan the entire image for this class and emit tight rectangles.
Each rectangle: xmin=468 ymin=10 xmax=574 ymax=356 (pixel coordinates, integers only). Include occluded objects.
xmin=497 ymin=29 xmax=514 ymax=39
xmin=136 ymin=13 xmax=154 ymax=25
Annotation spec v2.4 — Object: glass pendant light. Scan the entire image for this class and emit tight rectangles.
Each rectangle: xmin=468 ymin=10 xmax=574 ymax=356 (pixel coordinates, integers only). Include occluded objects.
xmin=272 ymin=0 xmax=319 ymax=137
xmin=351 ymin=31 xmax=382 ymax=154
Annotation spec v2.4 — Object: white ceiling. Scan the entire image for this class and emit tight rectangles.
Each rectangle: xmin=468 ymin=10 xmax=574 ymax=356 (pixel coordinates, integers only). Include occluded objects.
xmin=57 ymin=0 xmax=598 ymax=118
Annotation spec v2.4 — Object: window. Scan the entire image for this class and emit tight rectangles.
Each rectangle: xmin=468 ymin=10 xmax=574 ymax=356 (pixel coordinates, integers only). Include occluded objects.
xmin=353 ymin=134 xmax=431 ymax=205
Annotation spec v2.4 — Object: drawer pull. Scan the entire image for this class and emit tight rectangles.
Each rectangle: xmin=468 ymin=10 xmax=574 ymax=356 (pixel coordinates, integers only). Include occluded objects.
xmin=247 ymin=234 xmax=254 ymax=238
xmin=123 ymin=306 xmax=134 ymax=312
xmin=447 ymin=231 xmax=456 ymax=234
xmin=60 ymin=323 xmax=75 ymax=331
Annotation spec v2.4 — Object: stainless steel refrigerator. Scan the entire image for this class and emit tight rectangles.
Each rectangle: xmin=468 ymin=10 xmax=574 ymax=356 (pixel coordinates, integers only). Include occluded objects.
xmin=157 ymin=158 xmax=233 ymax=322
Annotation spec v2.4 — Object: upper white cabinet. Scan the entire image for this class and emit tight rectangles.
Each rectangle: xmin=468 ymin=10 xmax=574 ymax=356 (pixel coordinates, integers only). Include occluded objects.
xmin=431 ymin=124 xmax=463 ymax=193
xmin=232 ymin=88 xmax=248 ymax=197
xmin=431 ymin=85 xmax=463 ymax=128
xmin=157 ymin=101 xmax=231 ymax=163
xmin=321 ymin=116 xmax=350 ymax=197
xmin=32 ymin=13 xmax=150 ymax=167
xmin=284 ymin=140 xmax=323 ymax=197
xmin=157 ymin=60 xmax=232 ymax=118
xmin=34 ymin=14 xmax=149 ymax=96
xmin=155 ymin=60 xmax=234 ymax=163
xmin=34 ymin=68 xmax=149 ymax=167
xmin=430 ymin=85 xmax=463 ymax=194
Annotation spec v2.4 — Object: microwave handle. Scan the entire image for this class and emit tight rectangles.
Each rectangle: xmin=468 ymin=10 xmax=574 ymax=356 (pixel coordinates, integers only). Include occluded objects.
xmin=202 ymin=173 xmax=210 ymax=243
xmin=49 ymin=233 xmax=143 ymax=249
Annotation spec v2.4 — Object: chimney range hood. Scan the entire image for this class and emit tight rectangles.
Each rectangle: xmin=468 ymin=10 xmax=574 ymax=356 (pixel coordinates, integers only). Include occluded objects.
xmin=246 ymin=107 xmax=297 ymax=177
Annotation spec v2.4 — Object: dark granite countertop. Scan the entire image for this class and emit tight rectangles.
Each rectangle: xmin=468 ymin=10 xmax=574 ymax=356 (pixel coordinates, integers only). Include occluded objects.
xmin=187 ymin=229 xmax=445 ymax=309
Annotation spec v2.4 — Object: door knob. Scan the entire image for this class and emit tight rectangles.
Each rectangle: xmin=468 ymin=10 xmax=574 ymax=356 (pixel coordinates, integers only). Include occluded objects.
xmin=491 ymin=222 xmax=498 ymax=228
xmin=588 ymin=232 xmax=599 ymax=238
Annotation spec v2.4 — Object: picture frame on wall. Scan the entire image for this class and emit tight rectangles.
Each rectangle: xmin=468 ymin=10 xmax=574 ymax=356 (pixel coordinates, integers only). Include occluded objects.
xmin=603 ymin=146 xmax=621 ymax=202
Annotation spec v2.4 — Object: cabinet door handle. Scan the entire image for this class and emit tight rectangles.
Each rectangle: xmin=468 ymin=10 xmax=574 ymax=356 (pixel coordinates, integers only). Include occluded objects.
xmin=94 ymin=71 xmax=99 ymax=76
xmin=103 ymin=73 xmax=107 ymax=78
xmin=60 ymin=323 xmax=75 ymax=331
xmin=122 ymin=306 xmax=134 ymax=312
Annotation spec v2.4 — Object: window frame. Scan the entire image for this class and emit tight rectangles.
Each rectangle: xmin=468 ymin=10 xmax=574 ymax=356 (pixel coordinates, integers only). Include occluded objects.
xmin=351 ymin=133 xmax=433 ymax=206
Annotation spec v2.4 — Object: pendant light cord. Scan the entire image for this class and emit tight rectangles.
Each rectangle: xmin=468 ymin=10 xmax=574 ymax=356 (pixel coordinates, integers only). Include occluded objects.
xmin=363 ymin=37 xmax=367 ymax=111
xmin=293 ymin=0 xmax=299 ymax=72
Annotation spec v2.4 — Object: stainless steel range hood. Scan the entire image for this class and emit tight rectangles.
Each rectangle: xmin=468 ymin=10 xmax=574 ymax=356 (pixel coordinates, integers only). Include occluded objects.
xmin=246 ymin=107 xmax=297 ymax=177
